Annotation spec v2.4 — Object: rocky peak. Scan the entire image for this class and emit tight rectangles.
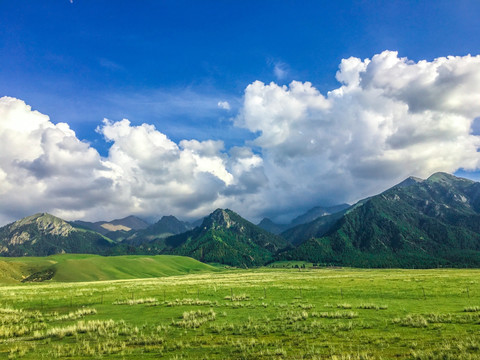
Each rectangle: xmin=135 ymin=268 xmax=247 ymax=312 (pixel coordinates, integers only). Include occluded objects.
xmin=1 ymin=213 xmax=75 ymax=248
xmin=202 ymin=209 xmax=235 ymax=229
xmin=12 ymin=213 xmax=74 ymax=237
xmin=394 ymin=176 xmax=424 ymax=189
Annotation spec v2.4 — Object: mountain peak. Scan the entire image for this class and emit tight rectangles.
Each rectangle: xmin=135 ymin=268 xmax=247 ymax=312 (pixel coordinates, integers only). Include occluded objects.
xmin=153 ymin=215 xmax=192 ymax=231
xmin=257 ymin=218 xmax=289 ymax=234
xmin=284 ymin=171 xmax=480 ymax=267
xmin=1 ymin=212 xmax=114 ymax=257
xmin=425 ymin=172 xmax=476 ymax=187
xmin=394 ymin=176 xmax=424 ymax=188
xmin=427 ymin=172 xmax=456 ymax=182
xmin=203 ymin=209 xmax=235 ymax=229
xmin=159 ymin=215 xmax=179 ymax=222
xmin=164 ymin=208 xmax=288 ymax=267
xmin=109 ymin=215 xmax=149 ymax=230
xmin=13 ymin=213 xmax=74 ymax=236
xmin=258 ymin=218 xmax=275 ymax=227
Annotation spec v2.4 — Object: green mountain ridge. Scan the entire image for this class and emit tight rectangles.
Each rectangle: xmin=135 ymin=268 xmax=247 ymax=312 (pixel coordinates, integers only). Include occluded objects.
xmin=281 ymin=172 xmax=480 ymax=267
xmin=160 ymin=209 xmax=289 ymax=267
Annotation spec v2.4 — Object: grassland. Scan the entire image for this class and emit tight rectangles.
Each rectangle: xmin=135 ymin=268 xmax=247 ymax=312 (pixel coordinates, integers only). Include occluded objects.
xmin=1 ymin=262 xmax=480 ymax=359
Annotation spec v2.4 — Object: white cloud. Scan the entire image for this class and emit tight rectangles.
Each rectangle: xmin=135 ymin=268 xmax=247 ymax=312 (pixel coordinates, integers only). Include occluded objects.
xmin=95 ymin=119 xmax=265 ymax=219
xmin=0 ymin=97 xmax=113 ymax=224
xmin=217 ymin=101 xmax=231 ymax=110
xmin=273 ymin=62 xmax=288 ymax=80
xmin=0 ymin=99 xmax=264 ymax=224
xmin=236 ymin=51 xmax=480 ymax=217
xmin=2 ymin=51 xmax=480 ymax=225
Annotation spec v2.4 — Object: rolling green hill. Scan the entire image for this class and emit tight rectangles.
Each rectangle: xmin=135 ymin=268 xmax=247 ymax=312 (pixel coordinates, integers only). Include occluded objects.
xmin=0 ymin=254 xmax=218 ymax=283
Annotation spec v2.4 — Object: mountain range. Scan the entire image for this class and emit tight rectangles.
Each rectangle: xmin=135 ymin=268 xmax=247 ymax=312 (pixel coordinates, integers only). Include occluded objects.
xmin=1 ymin=172 xmax=480 ymax=268
xmin=73 ymin=215 xmax=150 ymax=235
xmin=281 ymin=172 xmax=480 ymax=267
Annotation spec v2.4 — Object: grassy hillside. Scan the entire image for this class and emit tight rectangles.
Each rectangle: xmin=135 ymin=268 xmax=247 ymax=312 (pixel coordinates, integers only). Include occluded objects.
xmin=0 ymin=257 xmax=57 ymax=283
xmin=0 ymin=254 xmax=218 ymax=283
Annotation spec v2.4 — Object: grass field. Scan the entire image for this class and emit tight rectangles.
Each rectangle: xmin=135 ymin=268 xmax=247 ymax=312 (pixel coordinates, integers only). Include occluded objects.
xmin=1 ymin=259 xmax=480 ymax=359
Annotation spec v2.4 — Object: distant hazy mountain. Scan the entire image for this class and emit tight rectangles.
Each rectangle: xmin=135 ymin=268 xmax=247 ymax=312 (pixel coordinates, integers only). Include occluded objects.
xmin=258 ymin=204 xmax=350 ymax=234
xmin=257 ymin=218 xmax=289 ymax=235
xmin=72 ymin=215 xmax=149 ymax=235
xmin=109 ymin=215 xmax=150 ymax=230
xmin=290 ymin=204 xmax=350 ymax=226
xmin=160 ymin=209 xmax=289 ymax=267
xmin=282 ymin=172 xmax=480 ymax=267
xmin=0 ymin=213 xmax=114 ymax=256
xmin=281 ymin=209 xmax=348 ymax=246
xmin=125 ymin=215 xmax=193 ymax=245
xmin=190 ymin=217 xmax=205 ymax=228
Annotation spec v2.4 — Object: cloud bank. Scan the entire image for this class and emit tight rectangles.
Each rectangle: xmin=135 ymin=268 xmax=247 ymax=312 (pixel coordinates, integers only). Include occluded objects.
xmin=1 ymin=51 xmax=480 ymax=224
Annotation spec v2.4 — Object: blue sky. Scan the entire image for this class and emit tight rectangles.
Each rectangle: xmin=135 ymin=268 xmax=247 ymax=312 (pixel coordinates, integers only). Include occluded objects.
xmin=3 ymin=1 xmax=480 ymax=147
xmin=1 ymin=1 xmax=480 ymax=224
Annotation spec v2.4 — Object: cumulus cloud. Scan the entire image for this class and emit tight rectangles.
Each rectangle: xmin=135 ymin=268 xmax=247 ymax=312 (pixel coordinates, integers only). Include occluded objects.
xmin=1 ymin=50 xmax=480 ymax=225
xmin=217 ymin=101 xmax=231 ymax=110
xmin=236 ymin=51 xmax=480 ymax=217
xmin=0 ymin=99 xmax=264 ymax=224
xmin=0 ymin=97 xmax=113 ymax=224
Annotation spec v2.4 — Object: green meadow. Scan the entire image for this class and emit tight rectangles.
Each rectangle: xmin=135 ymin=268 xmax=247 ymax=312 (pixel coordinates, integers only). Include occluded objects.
xmin=0 ymin=256 xmax=480 ymax=359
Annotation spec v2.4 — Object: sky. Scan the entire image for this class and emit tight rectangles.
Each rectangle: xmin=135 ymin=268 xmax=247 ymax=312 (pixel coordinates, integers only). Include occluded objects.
xmin=1 ymin=1 xmax=480 ymax=225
